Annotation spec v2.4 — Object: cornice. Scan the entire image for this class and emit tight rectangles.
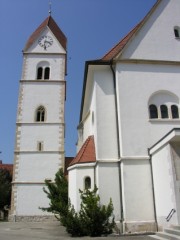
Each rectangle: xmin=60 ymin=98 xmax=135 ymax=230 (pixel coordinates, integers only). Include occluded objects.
xmin=20 ymin=80 xmax=65 ymax=83
xmin=16 ymin=122 xmax=65 ymax=126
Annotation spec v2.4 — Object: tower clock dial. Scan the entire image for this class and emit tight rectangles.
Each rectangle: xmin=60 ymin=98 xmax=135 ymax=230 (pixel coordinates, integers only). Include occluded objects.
xmin=38 ymin=35 xmax=53 ymax=50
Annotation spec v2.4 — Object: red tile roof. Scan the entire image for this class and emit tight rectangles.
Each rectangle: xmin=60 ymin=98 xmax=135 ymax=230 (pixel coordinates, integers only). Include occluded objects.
xmin=24 ymin=16 xmax=67 ymax=51
xmin=70 ymin=136 xmax=96 ymax=166
xmin=0 ymin=161 xmax=13 ymax=175
xmin=102 ymin=22 xmax=142 ymax=61
xmin=101 ymin=0 xmax=161 ymax=61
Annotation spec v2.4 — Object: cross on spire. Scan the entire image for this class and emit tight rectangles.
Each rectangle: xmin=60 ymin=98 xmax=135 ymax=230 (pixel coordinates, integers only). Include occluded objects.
xmin=49 ymin=0 xmax=52 ymax=15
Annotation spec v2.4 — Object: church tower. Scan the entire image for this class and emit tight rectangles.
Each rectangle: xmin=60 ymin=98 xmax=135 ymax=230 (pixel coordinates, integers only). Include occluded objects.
xmin=10 ymin=16 xmax=67 ymax=221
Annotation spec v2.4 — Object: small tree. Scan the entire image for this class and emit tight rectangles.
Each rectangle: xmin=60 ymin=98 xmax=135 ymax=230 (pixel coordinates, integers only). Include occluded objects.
xmin=0 ymin=168 xmax=12 ymax=219
xmin=66 ymin=186 xmax=115 ymax=237
xmin=40 ymin=168 xmax=68 ymax=225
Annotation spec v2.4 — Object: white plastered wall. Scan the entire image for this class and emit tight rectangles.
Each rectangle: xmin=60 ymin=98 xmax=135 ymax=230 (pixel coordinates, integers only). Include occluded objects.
xmin=121 ymin=0 xmax=180 ymax=62
xmin=122 ymin=159 xmax=155 ymax=230
xmin=94 ymin=68 xmax=118 ymax=160
xmin=151 ymin=143 xmax=178 ymax=229
xmin=117 ymin=63 xmax=180 ymax=157
xmin=16 ymin=184 xmax=51 ymax=215
xmin=68 ymin=165 xmax=95 ymax=211
xmin=96 ymin=162 xmax=121 ymax=221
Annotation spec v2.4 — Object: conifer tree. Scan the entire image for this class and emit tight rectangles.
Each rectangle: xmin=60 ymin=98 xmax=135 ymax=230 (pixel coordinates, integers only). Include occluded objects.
xmin=41 ymin=168 xmax=68 ymax=225
xmin=66 ymin=186 xmax=115 ymax=237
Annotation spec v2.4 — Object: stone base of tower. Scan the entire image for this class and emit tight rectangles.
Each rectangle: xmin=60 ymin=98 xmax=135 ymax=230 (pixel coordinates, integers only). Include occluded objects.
xmin=8 ymin=214 xmax=57 ymax=222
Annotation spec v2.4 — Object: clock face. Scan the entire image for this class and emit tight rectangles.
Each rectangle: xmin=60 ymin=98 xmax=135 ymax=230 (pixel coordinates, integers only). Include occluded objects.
xmin=38 ymin=35 xmax=53 ymax=50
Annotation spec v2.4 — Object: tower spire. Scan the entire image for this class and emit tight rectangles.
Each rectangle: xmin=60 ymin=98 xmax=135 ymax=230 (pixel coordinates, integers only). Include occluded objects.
xmin=49 ymin=0 xmax=52 ymax=15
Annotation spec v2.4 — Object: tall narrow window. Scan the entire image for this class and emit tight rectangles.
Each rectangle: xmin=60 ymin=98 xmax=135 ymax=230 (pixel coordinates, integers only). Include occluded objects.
xmin=36 ymin=106 xmax=45 ymax=122
xmin=171 ymin=105 xmax=179 ymax=119
xmin=174 ymin=27 xmax=180 ymax=38
xmin=44 ymin=67 xmax=50 ymax=79
xmin=160 ymin=105 xmax=168 ymax=119
xmin=37 ymin=142 xmax=43 ymax=151
xmin=149 ymin=104 xmax=158 ymax=119
xmin=37 ymin=67 xmax=43 ymax=79
xmin=84 ymin=177 xmax=91 ymax=190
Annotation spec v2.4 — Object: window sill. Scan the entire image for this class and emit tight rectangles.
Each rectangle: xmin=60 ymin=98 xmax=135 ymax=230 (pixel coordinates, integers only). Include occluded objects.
xmin=149 ymin=118 xmax=180 ymax=122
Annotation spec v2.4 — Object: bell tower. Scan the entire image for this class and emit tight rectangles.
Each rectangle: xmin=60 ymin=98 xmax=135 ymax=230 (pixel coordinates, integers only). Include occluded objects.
xmin=10 ymin=16 xmax=67 ymax=221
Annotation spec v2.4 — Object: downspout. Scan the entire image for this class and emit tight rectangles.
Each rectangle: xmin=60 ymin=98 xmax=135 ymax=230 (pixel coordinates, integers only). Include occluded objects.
xmin=110 ymin=61 xmax=124 ymax=233
xmin=148 ymin=148 xmax=158 ymax=232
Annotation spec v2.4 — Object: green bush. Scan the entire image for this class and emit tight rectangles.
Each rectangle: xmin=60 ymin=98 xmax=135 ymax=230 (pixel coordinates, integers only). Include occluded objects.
xmin=65 ymin=186 xmax=115 ymax=237
xmin=42 ymin=169 xmax=115 ymax=236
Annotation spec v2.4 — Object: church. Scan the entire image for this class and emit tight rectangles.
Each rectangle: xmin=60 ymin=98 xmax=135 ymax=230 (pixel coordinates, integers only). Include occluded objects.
xmin=10 ymin=0 xmax=180 ymax=235
xmin=68 ymin=0 xmax=180 ymax=234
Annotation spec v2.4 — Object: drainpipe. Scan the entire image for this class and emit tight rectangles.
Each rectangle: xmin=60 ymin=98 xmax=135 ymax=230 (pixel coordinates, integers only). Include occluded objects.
xmin=110 ymin=61 xmax=124 ymax=233
xmin=148 ymin=148 xmax=158 ymax=232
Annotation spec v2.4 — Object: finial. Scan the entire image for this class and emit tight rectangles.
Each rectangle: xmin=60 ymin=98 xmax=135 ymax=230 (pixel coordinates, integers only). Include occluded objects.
xmin=49 ymin=0 xmax=52 ymax=15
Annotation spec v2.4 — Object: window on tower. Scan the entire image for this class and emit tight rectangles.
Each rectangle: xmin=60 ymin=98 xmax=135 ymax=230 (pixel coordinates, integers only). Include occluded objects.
xmin=37 ymin=67 xmax=43 ymax=79
xmin=36 ymin=106 xmax=45 ymax=122
xmin=37 ymin=141 xmax=43 ymax=151
xmin=44 ymin=67 xmax=50 ymax=79
xmin=36 ymin=63 xmax=50 ymax=80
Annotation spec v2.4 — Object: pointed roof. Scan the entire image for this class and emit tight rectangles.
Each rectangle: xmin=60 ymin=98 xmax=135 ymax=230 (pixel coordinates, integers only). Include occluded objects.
xmin=24 ymin=16 xmax=67 ymax=51
xmin=101 ymin=0 xmax=161 ymax=61
xmin=70 ymin=136 xmax=96 ymax=166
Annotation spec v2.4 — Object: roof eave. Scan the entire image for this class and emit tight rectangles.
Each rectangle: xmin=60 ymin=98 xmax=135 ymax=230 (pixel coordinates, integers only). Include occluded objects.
xmin=102 ymin=0 xmax=162 ymax=61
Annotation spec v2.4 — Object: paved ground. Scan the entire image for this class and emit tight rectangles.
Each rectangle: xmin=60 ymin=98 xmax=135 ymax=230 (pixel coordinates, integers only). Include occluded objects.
xmin=0 ymin=221 xmax=154 ymax=240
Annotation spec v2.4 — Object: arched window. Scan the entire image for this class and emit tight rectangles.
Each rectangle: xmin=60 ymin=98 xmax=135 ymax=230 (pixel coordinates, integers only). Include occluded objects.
xmin=36 ymin=106 xmax=45 ymax=122
xmin=160 ymin=105 xmax=168 ymax=119
xmin=84 ymin=177 xmax=91 ymax=190
xmin=171 ymin=105 xmax=179 ymax=119
xmin=44 ymin=67 xmax=50 ymax=79
xmin=36 ymin=62 xmax=50 ymax=80
xmin=37 ymin=67 xmax=43 ymax=79
xmin=149 ymin=104 xmax=158 ymax=119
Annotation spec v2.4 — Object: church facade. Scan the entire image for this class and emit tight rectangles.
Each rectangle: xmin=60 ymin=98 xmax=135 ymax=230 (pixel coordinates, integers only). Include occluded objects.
xmin=68 ymin=0 xmax=180 ymax=233
xmin=10 ymin=16 xmax=67 ymax=221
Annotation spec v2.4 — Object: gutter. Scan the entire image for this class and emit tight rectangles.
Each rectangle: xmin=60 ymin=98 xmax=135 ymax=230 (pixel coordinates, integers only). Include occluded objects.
xmin=110 ymin=60 xmax=124 ymax=233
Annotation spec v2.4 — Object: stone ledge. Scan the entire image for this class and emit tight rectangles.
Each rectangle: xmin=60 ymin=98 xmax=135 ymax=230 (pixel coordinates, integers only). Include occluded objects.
xmin=8 ymin=215 xmax=57 ymax=222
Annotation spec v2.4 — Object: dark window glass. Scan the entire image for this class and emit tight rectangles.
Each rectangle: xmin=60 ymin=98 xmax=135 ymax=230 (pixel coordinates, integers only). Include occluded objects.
xmin=44 ymin=67 xmax=50 ymax=79
xmin=171 ymin=105 xmax=179 ymax=119
xmin=85 ymin=177 xmax=91 ymax=190
xmin=160 ymin=105 xmax=168 ymax=119
xmin=174 ymin=28 xmax=180 ymax=38
xmin=38 ymin=142 xmax=43 ymax=151
xmin=37 ymin=67 xmax=43 ymax=79
xmin=149 ymin=104 xmax=158 ymax=119
xmin=36 ymin=106 xmax=45 ymax=122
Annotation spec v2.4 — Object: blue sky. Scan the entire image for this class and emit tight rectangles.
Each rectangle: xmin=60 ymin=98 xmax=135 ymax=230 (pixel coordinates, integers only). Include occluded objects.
xmin=0 ymin=0 xmax=156 ymax=163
